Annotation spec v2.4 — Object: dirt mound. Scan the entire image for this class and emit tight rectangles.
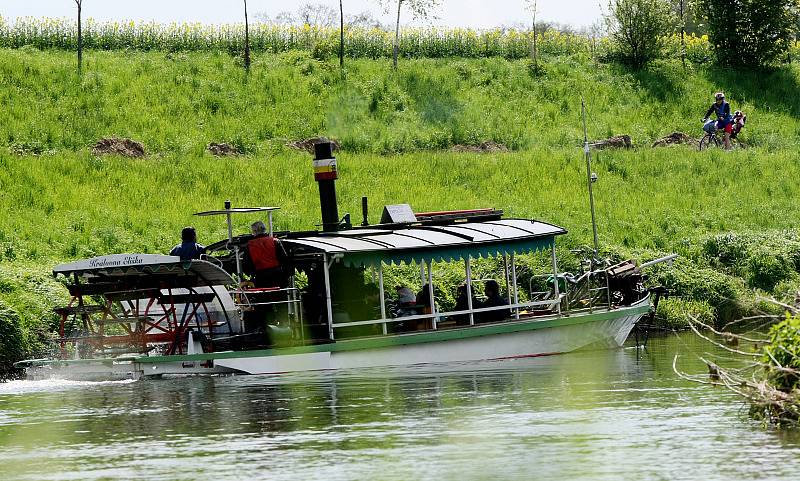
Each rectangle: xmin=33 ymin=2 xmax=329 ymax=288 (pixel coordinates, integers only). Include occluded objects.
xmin=451 ymin=141 xmax=510 ymax=153
xmin=590 ymin=135 xmax=632 ymax=150
xmin=652 ymin=132 xmax=695 ymax=148
xmin=207 ymin=142 xmax=241 ymax=156
xmin=92 ymin=138 xmax=145 ymax=158
xmin=286 ymin=137 xmax=340 ymax=154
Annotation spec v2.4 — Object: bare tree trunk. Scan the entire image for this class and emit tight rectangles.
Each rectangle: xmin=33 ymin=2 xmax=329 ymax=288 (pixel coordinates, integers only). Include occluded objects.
xmin=339 ymin=0 xmax=345 ymax=69
xmin=393 ymin=0 xmax=402 ymax=70
xmin=244 ymin=0 xmax=251 ymax=71
xmin=76 ymin=0 xmax=83 ymax=74
xmin=531 ymin=1 xmax=538 ymax=67
xmin=680 ymin=0 xmax=686 ymax=70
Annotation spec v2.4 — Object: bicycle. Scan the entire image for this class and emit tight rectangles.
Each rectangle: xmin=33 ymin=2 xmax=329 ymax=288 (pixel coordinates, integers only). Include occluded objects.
xmin=698 ymin=119 xmax=744 ymax=151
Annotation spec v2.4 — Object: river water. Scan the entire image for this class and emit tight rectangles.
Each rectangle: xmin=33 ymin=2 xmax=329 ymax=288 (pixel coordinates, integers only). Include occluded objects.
xmin=1 ymin=332 xmax=799 ymax=481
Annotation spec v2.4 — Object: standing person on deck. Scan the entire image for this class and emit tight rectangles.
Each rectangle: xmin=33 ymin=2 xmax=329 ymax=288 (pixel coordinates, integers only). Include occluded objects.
xmin=703 ymin=92 xmax=733 ymax=150
xmin=243 ymin=220 xmax=288 ymax=288
xmin=170 ymin=227 xmax=205 ymax=260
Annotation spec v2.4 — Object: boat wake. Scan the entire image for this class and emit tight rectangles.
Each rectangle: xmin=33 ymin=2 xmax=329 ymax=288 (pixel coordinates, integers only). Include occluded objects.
xmin=0 ymin=378 xmax=137 ymax=395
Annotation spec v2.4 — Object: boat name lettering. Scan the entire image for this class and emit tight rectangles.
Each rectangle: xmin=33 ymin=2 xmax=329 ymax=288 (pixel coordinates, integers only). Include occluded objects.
xmin=89 ymin=256 xmax=145 ymax=268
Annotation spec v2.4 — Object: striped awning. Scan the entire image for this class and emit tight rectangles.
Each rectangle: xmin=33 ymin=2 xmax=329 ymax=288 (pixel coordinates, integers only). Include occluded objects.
xmin=284 ymin=218 xmax=566 ymax=267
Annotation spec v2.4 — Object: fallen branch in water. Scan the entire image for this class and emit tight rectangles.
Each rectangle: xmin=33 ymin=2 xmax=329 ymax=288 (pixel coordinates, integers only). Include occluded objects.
xmin=675 ymin=307 xmax=800 ymax=428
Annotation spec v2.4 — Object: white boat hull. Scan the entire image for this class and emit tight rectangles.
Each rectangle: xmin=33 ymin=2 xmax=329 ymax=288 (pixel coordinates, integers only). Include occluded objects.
xmin=23 ymin=300 xmax=650 ymax=380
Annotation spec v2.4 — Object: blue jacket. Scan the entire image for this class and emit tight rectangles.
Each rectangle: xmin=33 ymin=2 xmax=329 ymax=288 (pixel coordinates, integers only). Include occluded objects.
xmin=170 ymin=242 xmax=206 ymax=260
xmin=705 ymin=101 xmax=732 ymax=126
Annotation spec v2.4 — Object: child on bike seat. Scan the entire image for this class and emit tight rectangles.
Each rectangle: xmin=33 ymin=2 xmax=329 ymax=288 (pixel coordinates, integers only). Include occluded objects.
xmin=730 ymin=111 xmax=746 ymax=139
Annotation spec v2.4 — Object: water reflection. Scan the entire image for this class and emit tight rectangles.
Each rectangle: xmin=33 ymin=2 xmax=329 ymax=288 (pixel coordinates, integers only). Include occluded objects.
xmin=2 ymin=332 xmax=800 ymax=481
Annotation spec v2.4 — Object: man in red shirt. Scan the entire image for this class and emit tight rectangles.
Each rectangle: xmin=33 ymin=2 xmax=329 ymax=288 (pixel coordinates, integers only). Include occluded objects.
xmin=243 ymin=221 xmax=288 ymax=288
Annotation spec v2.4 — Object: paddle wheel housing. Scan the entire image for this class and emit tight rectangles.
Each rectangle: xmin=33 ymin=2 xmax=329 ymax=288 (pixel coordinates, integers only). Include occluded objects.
xmin=52 ymin=255 xmax=240 ymax=360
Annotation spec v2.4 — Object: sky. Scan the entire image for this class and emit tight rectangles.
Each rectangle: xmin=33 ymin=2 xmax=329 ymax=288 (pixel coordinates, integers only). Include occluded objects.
xmin=1 ymin=1 xmax=606 ymax=29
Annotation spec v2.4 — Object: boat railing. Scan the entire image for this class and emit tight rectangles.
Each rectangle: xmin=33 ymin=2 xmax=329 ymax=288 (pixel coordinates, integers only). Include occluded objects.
xmin=331 ymin=299 xmax=560 ymax=331
xmin=527 ymin=269 xmax=612 ymax=315
xmin=230 ymin=286 xmax=305 ymax=339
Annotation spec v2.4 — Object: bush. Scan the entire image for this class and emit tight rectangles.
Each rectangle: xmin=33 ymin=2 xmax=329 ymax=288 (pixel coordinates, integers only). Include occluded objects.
xmin=0 ymin=300 xmax=25 ymax=380
xmin=763 ymin=314 xmax=800 ymax=392
xmin=605 ymin=0 xmax=676 ymax=68
xmin=650 ymin=260 xmax=745 ymax=324
xmin=655 ymin=297 xmax=715 ymax=330
xmin=702 ymin=231 xmax=800 ymax=291
xmin=696 ymin=0 xmax=800 ymax=68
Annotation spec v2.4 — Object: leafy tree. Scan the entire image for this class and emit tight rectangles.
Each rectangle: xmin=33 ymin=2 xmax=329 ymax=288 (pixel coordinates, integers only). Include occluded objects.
xmin=298 ymin=3 xmax=338 ymax=27
xmin=379 ymin=0 xmax=442 ymax=69
xmin=605 ymin=0 xmax=676 ymax=69
xmin=697 ymin=0 xmax=800 ymax=68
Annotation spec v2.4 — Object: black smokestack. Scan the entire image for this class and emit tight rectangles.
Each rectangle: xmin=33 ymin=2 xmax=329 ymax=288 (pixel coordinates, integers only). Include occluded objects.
xmin=313 ymin=141 xmax=340 ymax=232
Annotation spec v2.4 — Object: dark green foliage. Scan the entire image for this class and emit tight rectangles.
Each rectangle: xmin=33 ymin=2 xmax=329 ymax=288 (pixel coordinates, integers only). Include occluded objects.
xmin=650 ymin=260 xmax=746 ymax=324
xmin=702 ymin=231 xmax=800 ymax=291
xmin=606 ymin=0 xmax=676 ymax=68
xmin=763 ymin=314 xmax=800 ymax=392
xmin=697 ymin=0 xmax=800 ymax=68
xmin=0 ymin=301 xmax=24 ymax=380
xmin=655 ymin=297 xmax=715 ymax=329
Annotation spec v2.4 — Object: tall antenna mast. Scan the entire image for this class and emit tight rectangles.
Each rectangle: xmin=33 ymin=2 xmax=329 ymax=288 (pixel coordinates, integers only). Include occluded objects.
xmin=581 ymin=97 xmax=600 ymax=259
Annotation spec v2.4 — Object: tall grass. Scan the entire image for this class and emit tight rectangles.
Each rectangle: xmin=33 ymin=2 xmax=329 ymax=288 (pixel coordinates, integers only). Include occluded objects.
xmin=3 ymin=48 xmax=800 ymax=157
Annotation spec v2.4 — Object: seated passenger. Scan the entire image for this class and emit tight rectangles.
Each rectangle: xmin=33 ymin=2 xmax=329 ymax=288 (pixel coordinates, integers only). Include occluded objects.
xmin=170 ymin=227 xmax=205 ymax=260
xmin=416 ymin=283 xmax=433 ymax=315
xmin=452 ymin=283 xmax=478 ymax=326
xmin=478 ymin=280 xmax=510 ymax=323
xmin=394 ymin=286 xmax=417 ymax=318
xmin=243 ymin=220 xmax=288 ymax=288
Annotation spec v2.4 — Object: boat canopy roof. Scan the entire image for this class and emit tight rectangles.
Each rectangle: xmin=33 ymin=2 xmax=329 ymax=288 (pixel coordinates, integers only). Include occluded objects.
xmin=53 ymin=254 xmax=235 ymax=286
xmin=285 ymin=218 xmax=566 ymax=267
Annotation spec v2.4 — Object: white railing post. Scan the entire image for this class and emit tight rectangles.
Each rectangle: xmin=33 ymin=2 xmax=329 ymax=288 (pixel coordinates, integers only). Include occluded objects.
xmin=323 ymin=254 xmax=335 ymax=341
xmin=511 ymin=253 xmax=519 ymax=319
xmin=465 ymin=257 xmax=474 ymax=326
xmin=378 ymin=263 xmax=387 ymax=335
xmin=427 ymin=260 xmax=437 ymax=330
xmin=551 ymin=244 xmax=562 ymax=316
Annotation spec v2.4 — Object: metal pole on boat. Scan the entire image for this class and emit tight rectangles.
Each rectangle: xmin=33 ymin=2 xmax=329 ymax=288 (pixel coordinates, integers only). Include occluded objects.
xmin=511 ymin=253 xmax=519 ymax=319
xmin=378 ymin=263 xmax=387 ymax=335
xmin=225 ymin=200 xmax=242 ymax=281
xmin=465 ymin=257 xmax=474 ymax=326
xmin=581 ymin=97 xmax=600 ymax=261
xmin=427 ymin=260 xmax=437 ymax=330
xmin=323 ymin=254 xmax=335 ymax=341
xmin=551 ymin=243 xmax=562 ymax=316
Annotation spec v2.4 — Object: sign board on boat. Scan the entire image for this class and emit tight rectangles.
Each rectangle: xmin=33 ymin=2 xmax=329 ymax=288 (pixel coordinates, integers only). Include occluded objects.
xmin=54 ymin=254 xmax=181 ymax=275
xmin=380 ymin=204 xmax=417 ymax=224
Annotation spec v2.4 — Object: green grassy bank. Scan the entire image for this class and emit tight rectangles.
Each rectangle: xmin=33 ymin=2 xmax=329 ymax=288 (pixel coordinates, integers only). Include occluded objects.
xmin=2 ymin=48 xmax=800 ymax=376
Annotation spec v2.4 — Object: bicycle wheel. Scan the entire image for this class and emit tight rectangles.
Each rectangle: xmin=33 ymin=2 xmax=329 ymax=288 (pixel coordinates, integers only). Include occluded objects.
xmin=698 ymin=134 xmax=719 ymax=151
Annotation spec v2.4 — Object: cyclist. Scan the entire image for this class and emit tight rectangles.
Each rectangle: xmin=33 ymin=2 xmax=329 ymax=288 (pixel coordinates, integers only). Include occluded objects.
xmin=702 ymin=92 xmax=733 ymax=150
